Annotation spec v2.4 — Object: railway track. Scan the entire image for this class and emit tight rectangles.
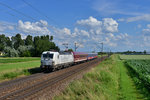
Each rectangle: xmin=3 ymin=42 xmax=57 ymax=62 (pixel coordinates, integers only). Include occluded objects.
xmin=0 ymin=56 xmax=108 ymax=100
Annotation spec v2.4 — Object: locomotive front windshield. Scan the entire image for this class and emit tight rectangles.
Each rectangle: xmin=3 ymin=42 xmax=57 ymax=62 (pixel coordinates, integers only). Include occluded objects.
xmin=43 ymin=53 xmax=53 ymax=59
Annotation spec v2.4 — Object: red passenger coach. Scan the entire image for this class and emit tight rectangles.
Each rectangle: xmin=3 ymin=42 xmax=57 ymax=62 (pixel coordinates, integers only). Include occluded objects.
xmin=87 ymin=53 xmax=98 ymax=60
xmin=72 ymin=52 xmax=88 ymax=63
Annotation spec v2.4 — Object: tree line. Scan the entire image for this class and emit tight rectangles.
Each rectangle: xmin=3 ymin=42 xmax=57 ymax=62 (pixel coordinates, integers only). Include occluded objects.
xmin=115 ymin=50 xmax=147 ymax=55
xmin=0 ymin=34 xmax=60 ymax=57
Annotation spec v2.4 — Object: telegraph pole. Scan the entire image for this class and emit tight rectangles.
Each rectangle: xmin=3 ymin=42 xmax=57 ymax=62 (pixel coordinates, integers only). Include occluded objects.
xmin=62 ymin=43 xmax=69 ymax=51
xmin=74 ymin=42 xmax=79 ymax=51
xmin=100 ymin=42 xmax=103 ymax=58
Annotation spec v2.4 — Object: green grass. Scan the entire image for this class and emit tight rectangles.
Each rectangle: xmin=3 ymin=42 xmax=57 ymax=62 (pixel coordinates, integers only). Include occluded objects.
xmin=119 ymin=55 xmax=150 ymax=60
xmin=119 ymin=61 xmax=143 ymax=100
xmin=0 ymin=57 xmax=41 ymax=81
xmin=54 ymin=55 xmax=144 ymax=100
xmin=1 ymin=69 xmax=30 ymax=79
xmin=0 ymin=61 xmax=40 ymax=73
xmin=0 ymin=57 xmax=40 ymax=63
xmin=54 ymin=56 xmax=119 ymax=100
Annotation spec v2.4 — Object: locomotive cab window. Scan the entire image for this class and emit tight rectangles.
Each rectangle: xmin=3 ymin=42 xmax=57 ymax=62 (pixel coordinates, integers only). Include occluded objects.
xmin=43 ymin=53 xmax=53 ymax=59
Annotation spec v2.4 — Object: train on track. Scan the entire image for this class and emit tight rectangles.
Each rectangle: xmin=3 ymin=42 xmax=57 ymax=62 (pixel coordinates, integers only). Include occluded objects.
xmin=40 ymin=51 xmax=98 ymax=71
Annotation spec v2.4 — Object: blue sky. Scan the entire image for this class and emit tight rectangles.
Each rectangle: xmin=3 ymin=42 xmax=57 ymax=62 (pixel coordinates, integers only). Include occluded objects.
xmin=0 ymin=0 xmax=150 ymax=52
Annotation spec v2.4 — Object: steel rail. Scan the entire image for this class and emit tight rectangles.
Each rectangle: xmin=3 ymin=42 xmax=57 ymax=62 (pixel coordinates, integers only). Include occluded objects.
xmin=0 ymin=56 xmax=108 ymax=100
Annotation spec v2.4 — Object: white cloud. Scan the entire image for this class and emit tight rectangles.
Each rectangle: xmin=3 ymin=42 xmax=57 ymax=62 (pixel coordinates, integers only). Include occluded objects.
xmin=0 ymin=22 xmax=14 ymax=32
xmin=0 ymin=17 xmax=136 ymax=51
xmin=92 ymin=0 xmax=144 ymax=16
xmin=18 ymin=20 xmax=50 ymax=35
xmin=143 ymin=29 xmax=150 ymax=34
xmin=74 ymin=17 xmax=129 ymax=48
xmin=142 ymin=24 xmax=150 ymax=46
xmin=76 ymin=16 xmax=118 ymax=34
xmin=142 ymin=24 xmax=150 ymax=36
xmin=52 ymin=27 xmax=74 ymax=49
xmin=103 ymin=18 xmax=118 ymax=33
xmin=127 ymin=14 xmax=150 ymax=22
xmin=72 ymin=28 xmax=90 ymax=37
xmin=103 ymin=33 xmax=129 ymax=47
xmin=147 ymin=24 xmax=150 ymax=28
xmin=116 ymin=33 xmax=128 ymax=40
xmin=80 ymin=30 xmax=89 ymax=37
xmin=20 ymin=33 xmax=27 ymax=39
xmin=52 ymin=27 xmax=71 ymax=39
xmin=140 ymin=24 xmax=150 ymax=47
xmin=119 ymin=14 xmax=150 ymax=22
xmin=63 ymin=28 xmax=71 ymax=35
xmin=76 ymin=16 xmax=102 ymax=28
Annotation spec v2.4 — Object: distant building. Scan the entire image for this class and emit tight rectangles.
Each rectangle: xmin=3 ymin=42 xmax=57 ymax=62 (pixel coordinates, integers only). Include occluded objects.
xmin=0 ymin=51 xmax=4 ymax=56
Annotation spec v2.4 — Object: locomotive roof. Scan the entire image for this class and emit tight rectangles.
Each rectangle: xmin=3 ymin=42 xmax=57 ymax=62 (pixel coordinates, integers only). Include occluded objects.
xmin=59 ymin=51 xmax=72 ymax=55
xmin=42 ymin=51 xmax=97 ymax=55
xmin=42 ymin=51 xmax=58 ymax=54
xmin=42 ymin=51 xmax=72 ymax=55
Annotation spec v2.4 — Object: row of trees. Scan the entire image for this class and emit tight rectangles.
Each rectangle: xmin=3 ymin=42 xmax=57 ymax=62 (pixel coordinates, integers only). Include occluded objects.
xmin=0 ymin=34 xmax=59 ymax=57
xmin=115 ymin=50 xmax=147 ymax=55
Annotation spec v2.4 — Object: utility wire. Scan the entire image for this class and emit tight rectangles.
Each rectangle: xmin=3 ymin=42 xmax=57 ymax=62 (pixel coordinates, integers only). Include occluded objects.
xmin=0 ymin=2 xmax=37 ymax=21
xmin=22 ymin=0 xmax=60 ymax=31
xmin=0 ymin=1 xmax=55 ymax=32
xmin=22 ymin=0 xmax=58 ymax=25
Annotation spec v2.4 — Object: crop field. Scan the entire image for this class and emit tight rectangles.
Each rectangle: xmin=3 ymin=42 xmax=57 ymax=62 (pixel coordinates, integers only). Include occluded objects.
xmin=120 ymin=54 xmax=150 ymax=99
xmin=126 ymin=60 xmax=150 ymax=85
xmin=125 ymin=60 xmax=150 ymax=98
xmin=119 ymin=55 xmax=150 ymax=60
xmin=0 ymin=57 xmax=40 ymax=81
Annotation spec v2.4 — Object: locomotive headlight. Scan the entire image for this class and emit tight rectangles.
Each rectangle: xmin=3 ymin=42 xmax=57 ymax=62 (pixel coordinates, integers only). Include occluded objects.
xmin=52 ymin=61 xmax=55 ymax=65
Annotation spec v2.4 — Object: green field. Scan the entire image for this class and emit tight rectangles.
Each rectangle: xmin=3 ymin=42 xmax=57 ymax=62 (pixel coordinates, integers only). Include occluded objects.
xmin=0 ymin=57 xmax=40 ymax=63
xmin=0 ymin=57 xmax=40 ymax=81
xmin=119 ymin=55 xmax=150 ymax=60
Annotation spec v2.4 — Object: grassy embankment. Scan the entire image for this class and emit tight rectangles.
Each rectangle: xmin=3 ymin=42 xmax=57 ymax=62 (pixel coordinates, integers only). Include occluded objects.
xmin=0 ymin=57 xmax=41 ymax=81
xmin=54 ymin=55 xmax=144 ymax=100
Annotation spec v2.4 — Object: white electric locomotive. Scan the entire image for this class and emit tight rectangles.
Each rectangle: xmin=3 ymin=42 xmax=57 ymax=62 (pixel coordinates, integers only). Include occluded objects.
xmin=40 ymin=51 xmax=74 ymax=71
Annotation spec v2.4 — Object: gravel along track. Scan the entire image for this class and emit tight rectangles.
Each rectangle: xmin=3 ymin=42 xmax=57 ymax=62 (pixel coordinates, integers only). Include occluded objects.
xmin=0 ymin=56 xmax=108 ymax=100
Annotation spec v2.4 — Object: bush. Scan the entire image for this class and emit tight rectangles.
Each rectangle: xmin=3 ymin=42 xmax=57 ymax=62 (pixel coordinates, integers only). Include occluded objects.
xmin=4 ymin=46 xmax=19 ymax=57
xmin=22 ymin=50 xmax=31 ymax=57
xmin=17 ymin=45 xmax=34 ymax=57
